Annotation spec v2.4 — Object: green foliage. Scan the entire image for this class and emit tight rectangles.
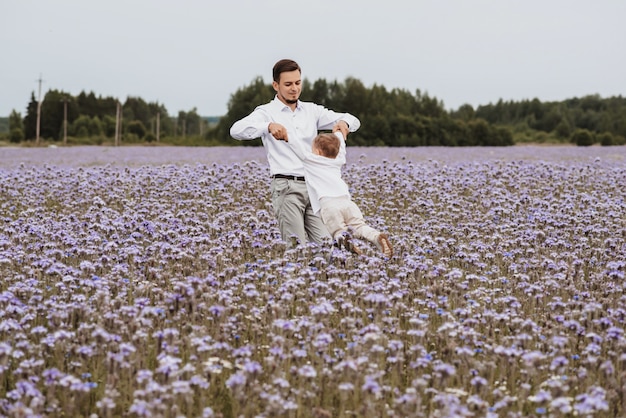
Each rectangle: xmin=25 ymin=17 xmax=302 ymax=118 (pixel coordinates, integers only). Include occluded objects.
xmin=0 ymin=117 xmax=8 ymax=133
xmin=7 ymin=78 xmax=626 ymax=147
xmin=23 ymin=92 xmax=38 ymax=140
xmin=8 ymin=88 xmax=187 ymax=145
xmin=208 ymin=76 xmax=491 ymax=147
xmin=211 ymin=76 xmax=275 ymax=141
xmin=70 ymin=115 xmax=103 ymax=138
xmin=124 ymin=97 xmax=151 ymax=127
xmin=115 ymin=133 xmax=142 ymax=145
xmin=472 ymin=94 xmax=626 ymax=143
xmin=598 ymin=131 xmax=616 ymax=146
xmin=77 ymin=91 xmax=116 ymax=118
xmin=554 ymin=119 xmax=572 ymax=138
xmin=102 ymin=115 xmax=117 ymax=137
xmin=571 ymin=128 xmax=595 ymax=146
xmin=494 ymin=126 xmax=514 ymax=146
xmin=9 ymin=128 xmax=24 ymax=143
xmin=65 ymin=135 xmax=106 ymax=146
xmin=176 ymin=108 xmax=203 ymax=137
xmin=40 ymin=90 xmax=72 ymax=140
xmin=452 ymin=104 xmax=475 ymax=121
xmin=89 ymin=117 xmax=104 ymax=137
xmin=127 ymin=120 xmax=147 ymax=139
xmin=9 ymin=110 xmax=23 ymax=133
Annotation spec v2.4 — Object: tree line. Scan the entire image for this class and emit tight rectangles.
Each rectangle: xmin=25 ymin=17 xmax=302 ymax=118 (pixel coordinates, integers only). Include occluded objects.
xmin=5 ymin=91 xmax=208 ymax=145
xmin=3 ymin=78 xmax=625 ymax=146
xmin=212 ymin=77 xmax=513 ymax=147
xmin=457 ymin=95 xmax=626 ymax=146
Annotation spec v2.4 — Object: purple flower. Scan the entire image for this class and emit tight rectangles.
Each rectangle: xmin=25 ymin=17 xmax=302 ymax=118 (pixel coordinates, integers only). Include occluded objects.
xmin=225 ymin=372 xmax=246 ymax=389
xmin=298 ymin=365 xmax=317 ymax=378
xmin=361 ymin=376 xmax=381 ymax=396
xmin=550 ymin=397 xmax=573 ymax=414
xmin=549 ymin=356 xmax=568 ymax=371
xmin=574 ymin=386 xmax=609 ymax=414
xmin=243 ymin=360 xmax=262 ymax=375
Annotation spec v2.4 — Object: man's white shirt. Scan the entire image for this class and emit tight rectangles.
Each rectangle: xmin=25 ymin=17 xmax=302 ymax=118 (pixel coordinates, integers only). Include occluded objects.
xmin=230 ymin=96 xmax=360 ymax=177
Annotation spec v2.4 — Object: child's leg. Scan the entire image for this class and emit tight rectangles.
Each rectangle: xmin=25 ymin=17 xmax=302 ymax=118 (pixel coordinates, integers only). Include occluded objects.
xmin=320 ymin=204 xmax=347 ymax=239
xmin=320 ymin=198 xmax=362 ymax=254
xmin=343 ymin=201 xmax=380 ymax=244
xmin=345 ymin=201 xmax=393 ymax=257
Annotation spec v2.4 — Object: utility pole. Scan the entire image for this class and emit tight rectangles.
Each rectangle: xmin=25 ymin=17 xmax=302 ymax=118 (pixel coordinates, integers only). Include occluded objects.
xmin=115 ymin=101 xmax=121 ymax=146
xmin=63 ymin=97 xmax=68 ymax=145
xmin=35 ymin=74 xmax=43 ymax=146
xmin=119 ymin=102 xmax=123 ymax=144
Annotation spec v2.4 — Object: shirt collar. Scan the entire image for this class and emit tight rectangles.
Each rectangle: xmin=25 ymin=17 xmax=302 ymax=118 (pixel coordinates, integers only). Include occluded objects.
xmin=272 ymin=95 xmax=301 ymax=112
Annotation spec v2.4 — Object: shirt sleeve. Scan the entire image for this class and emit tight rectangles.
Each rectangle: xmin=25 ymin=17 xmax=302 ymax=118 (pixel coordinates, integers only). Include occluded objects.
xmin=313 ymin=104 xmax=361 ymax=132
xmin=334 ymin=132 xmax=347 ymax=164
xmin=230 ymin=107 xmax=271 ymax=140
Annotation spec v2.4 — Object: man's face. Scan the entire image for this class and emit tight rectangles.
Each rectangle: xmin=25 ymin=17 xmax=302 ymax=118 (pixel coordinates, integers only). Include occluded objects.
xmin=273 ymin=70 xmax=301 ymax=106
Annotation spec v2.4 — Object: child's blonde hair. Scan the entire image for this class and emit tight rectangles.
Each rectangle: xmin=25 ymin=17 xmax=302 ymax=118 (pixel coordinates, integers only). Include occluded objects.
xmin=313 ymin=133 xmax=340 ymax=158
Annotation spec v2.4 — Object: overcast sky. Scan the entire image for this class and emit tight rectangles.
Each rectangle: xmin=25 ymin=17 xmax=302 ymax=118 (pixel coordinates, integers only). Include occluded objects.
xmin=2 ymin=0 xmax=625 ymax=117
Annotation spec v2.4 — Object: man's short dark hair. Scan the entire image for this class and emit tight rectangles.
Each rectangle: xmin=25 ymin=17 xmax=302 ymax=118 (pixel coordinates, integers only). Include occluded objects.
xmin=273 ymin=59 xmax=301 ymax=82
xmin=313 ymin=133 xmax=340 ymax=159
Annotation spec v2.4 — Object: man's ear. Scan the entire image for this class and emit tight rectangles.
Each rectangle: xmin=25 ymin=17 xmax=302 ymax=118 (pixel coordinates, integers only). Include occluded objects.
xmin=272 ymin=81 xmax=279 ymax=92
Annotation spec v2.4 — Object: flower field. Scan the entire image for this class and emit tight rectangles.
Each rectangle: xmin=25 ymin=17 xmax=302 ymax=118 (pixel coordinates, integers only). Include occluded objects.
xmin=0 ymin=145 xmax=625 ymax=417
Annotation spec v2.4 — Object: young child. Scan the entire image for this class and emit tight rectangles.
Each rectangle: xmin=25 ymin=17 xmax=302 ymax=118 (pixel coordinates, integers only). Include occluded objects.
xmin=288 ymin=131 xmax=393 ymax=258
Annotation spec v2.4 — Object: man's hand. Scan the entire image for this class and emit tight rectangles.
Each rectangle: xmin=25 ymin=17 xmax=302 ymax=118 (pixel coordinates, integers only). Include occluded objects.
xmin=268 ymin=122 xmax=288 ymax=142
xmin=332 ymin=121 xmax=349 ymax=139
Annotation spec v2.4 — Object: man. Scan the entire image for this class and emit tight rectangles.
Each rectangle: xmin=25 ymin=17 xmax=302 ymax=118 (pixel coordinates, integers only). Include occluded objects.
xmin=230 ymin=58 xmax=360 ymax=248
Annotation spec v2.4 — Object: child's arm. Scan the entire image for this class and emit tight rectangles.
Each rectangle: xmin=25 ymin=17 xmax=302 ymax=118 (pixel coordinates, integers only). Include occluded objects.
xmin=334 ymin=132 xmax=347 ymax=164
xmin=288 ymin=137 xmax=310 ymax=161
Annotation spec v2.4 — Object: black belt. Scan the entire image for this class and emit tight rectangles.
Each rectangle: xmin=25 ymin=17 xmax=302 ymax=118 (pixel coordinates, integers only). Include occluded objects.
xmin=272 ymin=174 xmax=305 ymax=181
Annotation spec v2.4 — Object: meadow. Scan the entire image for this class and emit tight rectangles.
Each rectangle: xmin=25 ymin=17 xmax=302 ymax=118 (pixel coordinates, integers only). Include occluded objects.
xmin=0 ymin=145 xmax=625 ymax=417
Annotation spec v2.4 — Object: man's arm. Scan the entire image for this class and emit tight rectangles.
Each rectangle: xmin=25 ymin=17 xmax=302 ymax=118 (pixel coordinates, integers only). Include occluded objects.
xmin=315 ymin=105 xmax=361 ymax=134
xmin=230 ymin=108 xmax=291 ymax=142
xmin=268 ymin=122 xmax=289 ymax=142
xmin=230 ymin=108 xmax=271 ymax=140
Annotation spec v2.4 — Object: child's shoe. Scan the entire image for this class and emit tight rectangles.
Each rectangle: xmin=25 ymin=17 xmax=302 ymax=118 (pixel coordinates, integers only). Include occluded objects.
xmin=335 ymin=232 xmax=362 ymax=255
xmin=377 ymin=233 xmax=393 ymax=258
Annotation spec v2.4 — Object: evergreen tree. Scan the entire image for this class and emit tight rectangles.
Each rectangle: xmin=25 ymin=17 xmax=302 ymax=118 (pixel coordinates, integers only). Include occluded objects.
xmin=8 ymin=110 xmax=23 ymax=133
xmin=211 ymin=76 xmax=273 ymax=143
xmin=9 ymin=110 xmax=24 ymax=143
xmin=23 ymin=92 xmax=38 ymax=140
xmin=40 ymin=90 xmax=78 ymax=141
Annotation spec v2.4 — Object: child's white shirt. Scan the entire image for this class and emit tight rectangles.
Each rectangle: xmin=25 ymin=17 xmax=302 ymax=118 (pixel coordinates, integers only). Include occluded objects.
xmin=289 ymin=132 xmax=350 ymax=215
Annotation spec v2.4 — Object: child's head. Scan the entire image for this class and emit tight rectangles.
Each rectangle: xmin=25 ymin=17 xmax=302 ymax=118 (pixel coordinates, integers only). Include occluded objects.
xmin=312 ymin=133 xmax=340 ymax=159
